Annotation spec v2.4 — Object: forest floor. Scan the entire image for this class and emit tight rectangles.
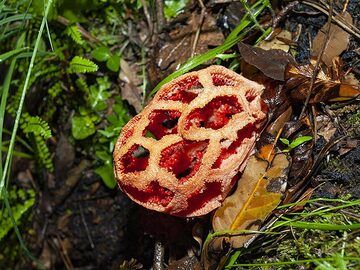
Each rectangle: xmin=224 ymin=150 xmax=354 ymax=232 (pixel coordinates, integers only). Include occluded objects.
xmin=0 ymin=0 xmax=359 ymax=269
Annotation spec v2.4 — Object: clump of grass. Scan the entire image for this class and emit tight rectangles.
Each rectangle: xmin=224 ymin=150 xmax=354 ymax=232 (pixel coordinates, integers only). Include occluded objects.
xmin=225 ymin=198 xmax=360 ymax=269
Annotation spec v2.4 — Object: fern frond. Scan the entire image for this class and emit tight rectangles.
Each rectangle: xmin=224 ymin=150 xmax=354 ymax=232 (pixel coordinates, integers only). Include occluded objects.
xmin=48 ymin=82 xmax=62 ymax=98
xmin=21 ymin=115 xmax=52 ymax=140
xmin=34 ymin=135 xmax=53 ymax=172
xmin=68 ymin=56 xmax=98 ymax=74
xmin=76 ymin=77 xmax=90 ymax=93
xmin=65 ymin=24 xmax=84 ymax=45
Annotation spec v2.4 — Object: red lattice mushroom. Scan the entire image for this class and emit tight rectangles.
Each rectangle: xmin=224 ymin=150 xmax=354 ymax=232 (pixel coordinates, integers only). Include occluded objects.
xmin=114 ymin=66 xmax=267 ymax=217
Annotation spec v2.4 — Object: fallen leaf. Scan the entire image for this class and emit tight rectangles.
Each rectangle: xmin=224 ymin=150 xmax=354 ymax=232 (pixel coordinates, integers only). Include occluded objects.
xmin=55 ymin=133 xmax=75 ymax=179
xmin=285 ymin=62 xmax=360 ymax=103
xmin=312 ymin=12 xmax=352 ymax=67
xmin=119 ymin=59 xmax=143 ymax=113
xmin=316 ymin=115 xmax=336 ymax=142
xmin=52 ymin=160 xmax=91 ymax=206
xmin=257 ymin=29 xmax=292 ymax=52
xmin=238 ymin=42 xmax=296 ymax=81
xmin=212 ymin=153 xmax=290 ymax=248
xmin=267 ymin=106 xmax=293 ymax=137
xmin=258 ymin=107 xmax=293 ymax=162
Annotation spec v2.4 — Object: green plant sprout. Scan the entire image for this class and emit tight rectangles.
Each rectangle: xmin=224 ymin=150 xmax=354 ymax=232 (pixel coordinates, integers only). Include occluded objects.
xmin=280 ymin=136 xmax=313 ymax=152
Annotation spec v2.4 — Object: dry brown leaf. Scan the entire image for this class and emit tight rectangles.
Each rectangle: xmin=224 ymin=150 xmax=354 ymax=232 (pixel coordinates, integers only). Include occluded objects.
xmin=238 ymin=42 xmax=296 ymax=81
xmin=212 ymin=153 xmax=290 ymax=248
xmin=257 ymin=29 xmax=292 ymax=52
xmin=316 ymin=115 xmax=336 ymax=142
xmin=257 ymin=107 xmax=293 ymax=162
xmin=312 ymin=12 xmax=352 ymax=67
xmin=267 ymin=106 xmax=293 ymax=137
xmin=119 ymin=59 xmax=143 ymax=113
xmin=285 ymin=63 xmax=360 ymax=103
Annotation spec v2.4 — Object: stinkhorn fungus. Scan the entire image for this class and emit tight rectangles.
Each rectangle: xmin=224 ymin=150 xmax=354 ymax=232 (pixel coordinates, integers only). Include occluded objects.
xmin=114 ymin=66 xmax=267 ymax=217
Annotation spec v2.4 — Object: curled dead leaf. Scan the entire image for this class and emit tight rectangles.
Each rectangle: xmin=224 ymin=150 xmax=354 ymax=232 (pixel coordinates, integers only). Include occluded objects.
xmin=285 ymin=62 xmax=360 ymax=103
xmin=212 ymin=153 xmax=291 ymax=249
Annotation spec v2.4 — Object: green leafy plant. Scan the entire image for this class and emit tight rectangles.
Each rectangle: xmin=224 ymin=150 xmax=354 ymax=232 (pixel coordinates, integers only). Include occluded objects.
xmin=280 ymin=136 xmax=313 ymax=152
xmin=22 ymin=116 xmax=52 ymax=140
xmin=68 ymin=56 xmax=98 ymax=73
xmin=95 ymin=96 xmax=130 ymax=188
xmin=164 ymin=0 xmax=189 ymax=19
xmin=0 ymin=188 xmax=35 ymax=241
xmin=65 ymin=24 xmax=85 ymax=45
xmin=0 ymin=0 xmax=54 ymax=262
xmin=91 ymin=46 xmax=121 ymax=72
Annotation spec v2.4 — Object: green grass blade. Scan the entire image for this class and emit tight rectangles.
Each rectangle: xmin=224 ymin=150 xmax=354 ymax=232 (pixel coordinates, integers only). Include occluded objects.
xmin=274 ymin=221 xmax=360 ymax=231
xmin=0 ymin=0 xmax=53 ymax=194
xmin=229 ymin=257 xmax=360 ymax=268
xmin=0 ymin=47 xmax=28 ymax=62
xmin=0 ymin=0 xmax=54 ymax=264
xmin=0 ymin=32 xmax=25 ymax=177
xmin=0 ymin=13 xmax=32 ymax=26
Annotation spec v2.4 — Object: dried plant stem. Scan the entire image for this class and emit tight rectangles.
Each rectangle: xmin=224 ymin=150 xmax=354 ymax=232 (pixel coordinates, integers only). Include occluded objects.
xmin=191 ymin=0 xmax=206 ymax=57
xmin=299 ymin=0 xmax=334 ymax=118
xmin=153 ymin=240 xmax=165 ymax=270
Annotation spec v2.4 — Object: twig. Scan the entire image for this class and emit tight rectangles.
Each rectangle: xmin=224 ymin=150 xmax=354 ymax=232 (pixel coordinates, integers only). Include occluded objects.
xmin=79 ymin=205 xmax=95 ymax=249
xmin=299 ymin=0 xmax=334 ymax=119
xmin=155 ymin=0 xmax=165 ymax=33
xmin=191 ymin=0 xmax=206 ymax=58
xmin=53 ymin=236 xmax=74 ymax=270
xmin=272 ymin=1 xmax=299 ymax=30
xmin=141 ymin=0 xmax=152 ymax=34
xmin=342 ymin=0 xmax=350 ymax=13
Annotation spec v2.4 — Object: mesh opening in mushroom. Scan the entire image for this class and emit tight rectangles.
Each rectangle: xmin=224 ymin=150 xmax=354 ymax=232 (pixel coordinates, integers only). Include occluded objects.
xmin=159 ymin=140 xmax=208 ymax=182
xmin=144 ymin=110 xmax=181 ymax=140
xmin=122 ymin=181 xmax=174 ymax=207
xmin=212 ymin=123 xmax=255 ymax=169
xmin=184 ymin=96 xmax=243 ymax=130
xmin=175 ymin=181 xmax=222 ymax=216
xmin=121 ymin=144 xmax=150 ymax=173
xmin=160 ymin=76 xmax=203 ymax=103
xmin=211 ymin=73 xmax=237 ymax=86
xmin=245 ymin=89 xmax=257 ymax=102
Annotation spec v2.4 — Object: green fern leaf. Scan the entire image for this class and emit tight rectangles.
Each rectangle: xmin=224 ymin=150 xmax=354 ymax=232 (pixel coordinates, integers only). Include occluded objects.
xmin=22 ymin=116 xmax=52 ymax=139
xmin=68 ymin=56 xmax=98 ymax=74
xmin=34 ymin=135 xmax=54 ymax=172
xmin=65 ymin=24 xmax=84 ymax=45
